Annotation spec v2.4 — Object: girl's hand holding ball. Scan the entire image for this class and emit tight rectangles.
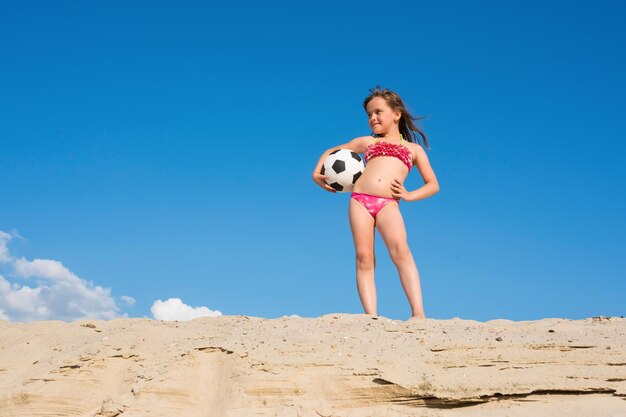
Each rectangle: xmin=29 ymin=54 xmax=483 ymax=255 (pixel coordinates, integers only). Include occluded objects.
xmin=312 ymin=172 xmax=337 ymax=193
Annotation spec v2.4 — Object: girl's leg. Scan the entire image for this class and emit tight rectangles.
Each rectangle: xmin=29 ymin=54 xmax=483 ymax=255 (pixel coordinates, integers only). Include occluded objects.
xmin=375 ymin=203 xmax=426 ymax=319
xmin=348 ymin=198 xmax=377 ymax=316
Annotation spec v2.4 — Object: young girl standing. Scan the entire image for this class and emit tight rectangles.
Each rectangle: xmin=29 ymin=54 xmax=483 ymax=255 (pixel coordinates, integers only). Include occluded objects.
xmin=312 ymin=86 xmax=439 ymax=320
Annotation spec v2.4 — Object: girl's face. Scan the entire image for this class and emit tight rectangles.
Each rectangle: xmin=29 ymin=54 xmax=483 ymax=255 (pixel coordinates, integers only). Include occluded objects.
xmin=366 ymin=97 xmax=400 ymax=135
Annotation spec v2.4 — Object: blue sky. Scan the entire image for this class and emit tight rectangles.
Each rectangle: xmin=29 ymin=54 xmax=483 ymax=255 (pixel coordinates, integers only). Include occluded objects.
xmin=1 ymin=1 xmax=624 ymax=322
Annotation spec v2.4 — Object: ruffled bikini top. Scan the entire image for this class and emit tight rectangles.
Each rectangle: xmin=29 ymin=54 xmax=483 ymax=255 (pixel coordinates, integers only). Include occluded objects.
xmin=363 ymin=134 xmax=412 ymax=170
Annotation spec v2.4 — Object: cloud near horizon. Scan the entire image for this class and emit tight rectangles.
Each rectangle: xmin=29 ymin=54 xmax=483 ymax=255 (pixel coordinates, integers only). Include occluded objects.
xmin=151 ymin=298 xmax=222 ymax=321
xmin=0 ymin=230 xmax=132 ymax=322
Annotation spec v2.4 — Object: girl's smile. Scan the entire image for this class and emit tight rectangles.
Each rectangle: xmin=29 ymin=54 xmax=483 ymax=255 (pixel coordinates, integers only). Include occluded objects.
xmin=367 ymin=97 xmax=400 ymax=134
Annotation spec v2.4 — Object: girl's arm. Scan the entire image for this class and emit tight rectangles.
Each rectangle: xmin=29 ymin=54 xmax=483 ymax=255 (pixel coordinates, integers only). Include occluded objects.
xmin=312 ymin=136 xmax=371 ymax=192
xmin=391 ymin=144 xmax=440 ymax=202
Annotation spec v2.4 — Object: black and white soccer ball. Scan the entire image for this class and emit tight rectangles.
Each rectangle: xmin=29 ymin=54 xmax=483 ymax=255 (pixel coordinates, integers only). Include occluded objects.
xmin=321 ymin=148 xmax=365 ymax=192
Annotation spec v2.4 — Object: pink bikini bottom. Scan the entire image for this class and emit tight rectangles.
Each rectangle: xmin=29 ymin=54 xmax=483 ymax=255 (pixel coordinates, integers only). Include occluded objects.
xmin=351 ymin=192 xmax=398 ymax=219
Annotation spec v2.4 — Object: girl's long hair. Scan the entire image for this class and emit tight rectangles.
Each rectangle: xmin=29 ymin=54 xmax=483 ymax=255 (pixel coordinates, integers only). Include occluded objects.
xmin=363 ymin=85 xmax=430 ymax=150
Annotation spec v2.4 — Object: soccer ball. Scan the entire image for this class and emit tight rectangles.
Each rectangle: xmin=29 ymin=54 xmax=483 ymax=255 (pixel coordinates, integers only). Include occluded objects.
xmin=321 ymin=149 xmax=365 ymax=192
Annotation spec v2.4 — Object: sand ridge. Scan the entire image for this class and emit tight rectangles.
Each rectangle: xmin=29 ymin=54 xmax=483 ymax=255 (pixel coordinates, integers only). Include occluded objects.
xmin=1 ymin=314 xmax=625 ymax=416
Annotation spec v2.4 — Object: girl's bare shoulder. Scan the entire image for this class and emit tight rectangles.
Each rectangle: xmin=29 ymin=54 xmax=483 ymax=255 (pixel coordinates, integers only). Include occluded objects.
xmin=407 ymin=141 xmax=428 ymax=161
xmin=346 ymin=136 xmax=375 ymax=153
xmin=406 ymin=141 xmax=423 ymax=152
xmin=351 ymin=135 xmax=375 ymax=144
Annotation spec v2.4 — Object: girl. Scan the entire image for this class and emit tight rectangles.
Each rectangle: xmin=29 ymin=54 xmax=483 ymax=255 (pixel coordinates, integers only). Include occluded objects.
xmin=312 ymin=86 xmax=439 ymax=320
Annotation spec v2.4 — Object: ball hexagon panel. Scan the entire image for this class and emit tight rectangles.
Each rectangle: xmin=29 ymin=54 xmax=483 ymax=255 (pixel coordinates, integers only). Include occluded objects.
xmin=350 ymin=151 xmax=362 ymax=162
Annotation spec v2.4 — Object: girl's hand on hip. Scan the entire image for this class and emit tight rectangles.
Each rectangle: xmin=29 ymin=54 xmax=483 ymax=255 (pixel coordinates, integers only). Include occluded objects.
xmin=391 ymin=178 xmax=408 ymax=200
xmin=312 ymin=172 xmax=337 ymax=193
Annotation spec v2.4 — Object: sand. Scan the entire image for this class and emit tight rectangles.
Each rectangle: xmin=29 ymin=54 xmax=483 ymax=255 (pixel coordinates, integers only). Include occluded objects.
xmin=1 ymin=314 xmax=625 ymax=416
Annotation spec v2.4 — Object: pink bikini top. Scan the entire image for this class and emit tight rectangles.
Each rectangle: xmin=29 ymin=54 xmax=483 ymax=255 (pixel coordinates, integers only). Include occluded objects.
xmin=363 ymin=135 xmax=412 ymax=170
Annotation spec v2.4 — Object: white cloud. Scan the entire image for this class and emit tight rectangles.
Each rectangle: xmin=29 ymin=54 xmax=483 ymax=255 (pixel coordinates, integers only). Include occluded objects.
xmin=0 ymin=230 xmax=13 ymax=264
xmin=121 ymin=295 xmax=136 ymax=307
xmin=151 ymin=298 xmax=222 ymax=321
xmin=14 ymin=258 xmax=83 ymax=284
xmin=0 ymin=230 xmax=133 ymax=322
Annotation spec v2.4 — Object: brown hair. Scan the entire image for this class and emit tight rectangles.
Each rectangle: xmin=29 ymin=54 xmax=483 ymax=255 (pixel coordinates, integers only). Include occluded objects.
xmin=363 ymin=85 xmax=430 ymax=150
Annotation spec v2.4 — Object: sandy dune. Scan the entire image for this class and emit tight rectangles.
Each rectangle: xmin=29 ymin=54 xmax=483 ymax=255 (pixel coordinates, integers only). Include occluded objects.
xmin=1 ymin=314 xmax=625 ymax=416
